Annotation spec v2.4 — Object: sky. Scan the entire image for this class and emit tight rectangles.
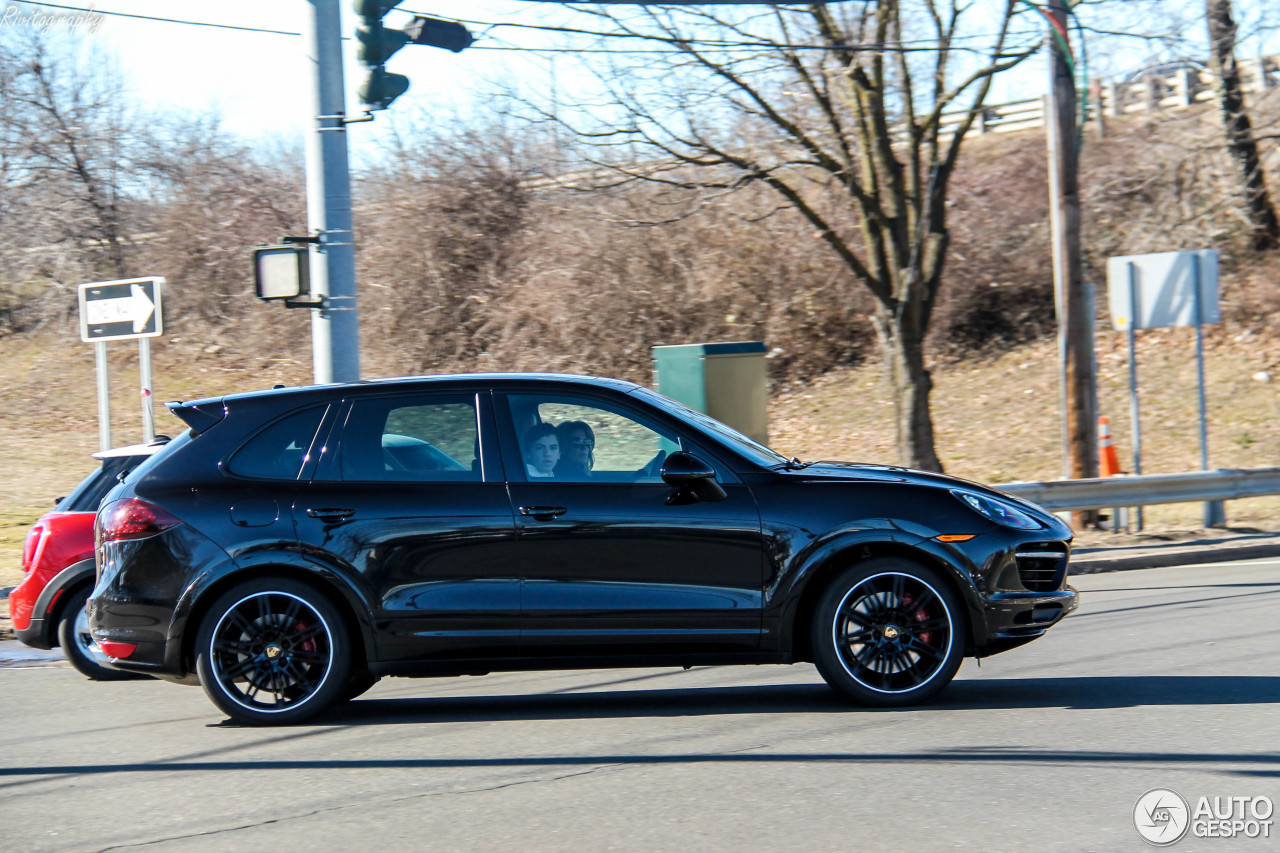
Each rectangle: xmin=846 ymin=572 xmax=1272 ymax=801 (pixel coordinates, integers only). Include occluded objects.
xmin=1 ymin=1 xmax=578 ymax=158
xmin=3 ymin=0 xmax=1277 ymax=162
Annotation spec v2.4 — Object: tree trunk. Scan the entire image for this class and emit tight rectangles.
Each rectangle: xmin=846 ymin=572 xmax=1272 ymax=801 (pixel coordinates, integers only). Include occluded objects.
xmin=1206 ymin=0 xmax=1280 ymax=251
xmin=874 ymin=307 xmax=942 ymax=472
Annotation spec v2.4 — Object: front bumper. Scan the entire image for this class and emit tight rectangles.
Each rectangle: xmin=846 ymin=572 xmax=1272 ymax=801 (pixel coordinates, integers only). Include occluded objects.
xmin=978 ymin=586 xmax=1079 ymax=655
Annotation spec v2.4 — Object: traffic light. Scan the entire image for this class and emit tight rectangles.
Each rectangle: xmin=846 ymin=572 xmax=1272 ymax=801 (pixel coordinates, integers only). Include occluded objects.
xmin=404 ymin=16 xmax=473 ymax=53
xmin=353 ymin=0 xmax=410 ymax=111
xmin=352 ymin=2 xmax=472 ymax=112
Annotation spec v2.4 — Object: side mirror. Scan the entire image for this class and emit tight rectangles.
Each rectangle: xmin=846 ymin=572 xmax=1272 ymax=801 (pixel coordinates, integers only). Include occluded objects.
xmin=661 ymin=451 xmax=727 ymax=503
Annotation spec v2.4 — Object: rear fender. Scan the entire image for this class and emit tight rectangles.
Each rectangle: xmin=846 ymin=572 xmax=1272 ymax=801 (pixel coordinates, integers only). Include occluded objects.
xmin=168 ymin=549 xmax=379 ymax=675
xmin=21 ymin=558 xmax=96 ymax=649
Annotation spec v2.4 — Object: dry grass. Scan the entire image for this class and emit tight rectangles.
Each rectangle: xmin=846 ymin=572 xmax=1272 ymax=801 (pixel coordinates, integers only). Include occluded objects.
xmin=5 ymin=317 xmax=1280 ymax=591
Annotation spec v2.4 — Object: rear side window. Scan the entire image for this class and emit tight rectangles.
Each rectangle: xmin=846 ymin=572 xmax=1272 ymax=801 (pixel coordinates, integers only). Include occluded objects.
xmin=57 ymin=456 xmax=148 ymax=512
xmin=334 ymin=394 xmax=480 ymax=482
xmin=227 ymin=407 xmax=327 ymax=480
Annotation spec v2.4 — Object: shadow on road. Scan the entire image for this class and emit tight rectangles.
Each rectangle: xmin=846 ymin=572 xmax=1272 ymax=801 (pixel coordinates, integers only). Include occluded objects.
xmin=317 ymin=674 xmax=1280 ymax=725
xmin=4 ymin=675 xmax=1279 ymax=783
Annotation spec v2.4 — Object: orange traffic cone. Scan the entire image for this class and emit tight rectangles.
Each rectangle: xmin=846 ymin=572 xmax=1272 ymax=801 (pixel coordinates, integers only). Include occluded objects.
xmin=1098 ymin=416 xmax=1122 ymax=477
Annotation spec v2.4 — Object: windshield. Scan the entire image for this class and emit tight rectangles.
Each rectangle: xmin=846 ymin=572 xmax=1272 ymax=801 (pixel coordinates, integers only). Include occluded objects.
xmin=631 ymin=387 xmax=788 ymax=468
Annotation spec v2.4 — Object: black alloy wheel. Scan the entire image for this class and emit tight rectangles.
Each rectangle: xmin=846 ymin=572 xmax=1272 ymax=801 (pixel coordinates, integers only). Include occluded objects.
xmin=812 ymin=558 xmax=965 ymax=707
xmin=57 ymin=586 xmax=143 ymax=681
xmin=195 ymin=578 xmax=350 ymax=726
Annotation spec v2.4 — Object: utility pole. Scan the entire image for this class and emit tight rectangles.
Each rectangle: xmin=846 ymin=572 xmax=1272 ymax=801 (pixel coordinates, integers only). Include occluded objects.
xmin=303 ymin=0 xmax=361 ymax=383
xmin=1045 ymin=0 xmax=1098 ymax=520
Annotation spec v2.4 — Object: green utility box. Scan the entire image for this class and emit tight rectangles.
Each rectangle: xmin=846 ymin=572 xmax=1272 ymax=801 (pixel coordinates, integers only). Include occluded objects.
xmin=652 ymin=341 xmax=768 ymax=445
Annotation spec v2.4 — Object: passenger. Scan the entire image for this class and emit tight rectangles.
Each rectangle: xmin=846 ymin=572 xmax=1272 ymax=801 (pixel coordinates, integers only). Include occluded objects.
xmin=522 ymin=423 xmax=559 ymax=478
xmin=555 ymin=421 xmax=595 ymax=480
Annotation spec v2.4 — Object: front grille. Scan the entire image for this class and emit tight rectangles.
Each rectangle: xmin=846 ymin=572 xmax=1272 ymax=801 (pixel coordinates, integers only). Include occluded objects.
xmin=1014 ymin=542 xmax=1069 ymax=592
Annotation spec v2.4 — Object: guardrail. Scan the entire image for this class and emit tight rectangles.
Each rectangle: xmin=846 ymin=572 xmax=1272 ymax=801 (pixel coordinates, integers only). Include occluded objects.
xmin=995 ymin=468 xmax=1280 ymax=512
xmin=525 ymin=54 xmax=1279 ymax=191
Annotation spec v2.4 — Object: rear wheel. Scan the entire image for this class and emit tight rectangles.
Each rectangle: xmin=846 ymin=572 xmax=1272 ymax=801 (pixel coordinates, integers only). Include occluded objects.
xmin=811 ymin=558 xmax=965 ymax=707
xmin=195 ymin=578 xmax=350 ymax=726
xmin=57 ymin=586 xmax=143 ymax=681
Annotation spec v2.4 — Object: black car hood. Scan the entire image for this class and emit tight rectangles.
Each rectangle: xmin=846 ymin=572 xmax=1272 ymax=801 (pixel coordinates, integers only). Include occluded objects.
xmin=788 ymin=461 xmax=983 ymax=489
xmin=787 ymin=461 xmax=1063 ymax=529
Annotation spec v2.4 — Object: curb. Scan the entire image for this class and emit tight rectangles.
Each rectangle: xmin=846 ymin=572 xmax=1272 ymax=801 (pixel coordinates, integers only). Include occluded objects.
xmin=1069 ymin=541 xmax=1280 ymax=574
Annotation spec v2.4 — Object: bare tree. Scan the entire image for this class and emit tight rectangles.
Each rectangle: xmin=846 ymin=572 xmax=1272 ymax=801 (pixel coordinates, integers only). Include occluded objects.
xmin=0 ymin=24 xmax=141 ymax=333
xmin=1 ymin=27 xmax=136 ymax=278
xmin=1205 ymin=0 xmax=1280 ymax=250
xmin=525 ymin=2 xmax=1038 ymax=471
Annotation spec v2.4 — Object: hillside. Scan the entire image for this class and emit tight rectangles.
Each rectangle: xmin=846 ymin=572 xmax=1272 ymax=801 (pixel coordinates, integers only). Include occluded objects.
xmin=5 ymin=102 xmax=1280 ymax=590
xmin=4 ymin=316 xmax=1280 ymax=593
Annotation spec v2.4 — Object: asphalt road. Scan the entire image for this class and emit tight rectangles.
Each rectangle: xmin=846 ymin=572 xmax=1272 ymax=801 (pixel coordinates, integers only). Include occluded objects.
xmin=2 ymin=560 xmax=1278 ymax=852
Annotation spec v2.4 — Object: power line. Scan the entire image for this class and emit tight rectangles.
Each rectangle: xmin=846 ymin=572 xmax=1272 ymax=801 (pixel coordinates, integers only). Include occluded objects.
xmin=5 ymin=1 xmax=300 ymax=36
xmin=7 ymin=1 xmax=1040 ymax=56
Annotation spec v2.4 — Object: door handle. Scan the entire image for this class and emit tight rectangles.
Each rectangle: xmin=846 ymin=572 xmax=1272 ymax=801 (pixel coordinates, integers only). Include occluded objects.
xmin=307 ymin=507 xmax=355 ymax=522
xmin=519 ymin=505 xmax=567 ymax=520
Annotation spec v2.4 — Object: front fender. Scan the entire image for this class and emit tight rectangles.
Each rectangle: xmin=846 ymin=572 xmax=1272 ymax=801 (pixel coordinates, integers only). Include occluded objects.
xmin=769 ymin=525 xmax=988 ymax=653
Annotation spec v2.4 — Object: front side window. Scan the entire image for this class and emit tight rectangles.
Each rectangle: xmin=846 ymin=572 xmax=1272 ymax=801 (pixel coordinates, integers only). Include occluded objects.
xmin=335 ymin=395 xmax=480 ymax=482
xmin=227 ymin=407 xmax=327 ymax=480
xmin=506 ymin=395 xmax=681 ymax=483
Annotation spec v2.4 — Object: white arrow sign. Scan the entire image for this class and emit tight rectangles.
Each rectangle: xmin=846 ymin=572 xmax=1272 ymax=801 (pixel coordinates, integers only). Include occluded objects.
xmin=78 ymin=277 xmax=164 ymax=342
xmin=85 ymin=283 xmax=156 ymax=332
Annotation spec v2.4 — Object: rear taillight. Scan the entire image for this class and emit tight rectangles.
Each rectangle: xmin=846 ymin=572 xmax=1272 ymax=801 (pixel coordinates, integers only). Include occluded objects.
xmin=96 ymin=499 xmax=182 ymax=544
xmin=21 ymin=523 xmax=48 ymax=573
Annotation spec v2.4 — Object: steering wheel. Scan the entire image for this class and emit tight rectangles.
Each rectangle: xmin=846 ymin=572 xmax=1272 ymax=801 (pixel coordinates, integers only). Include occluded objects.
xmin=637 ymin=449 xmax=668 ymax=480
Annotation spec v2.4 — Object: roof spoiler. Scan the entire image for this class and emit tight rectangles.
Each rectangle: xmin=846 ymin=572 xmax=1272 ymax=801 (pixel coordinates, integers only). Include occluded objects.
xmin=165 ymin=398 xmax=227 ymax=436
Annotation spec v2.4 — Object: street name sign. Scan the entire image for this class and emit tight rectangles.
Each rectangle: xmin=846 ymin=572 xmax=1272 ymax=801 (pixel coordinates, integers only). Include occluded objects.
xmin=79 ymin=277 xmax=164 ymax=342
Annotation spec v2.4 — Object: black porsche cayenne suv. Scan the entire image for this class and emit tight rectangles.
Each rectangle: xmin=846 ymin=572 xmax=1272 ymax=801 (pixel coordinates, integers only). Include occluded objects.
xmin=89 ymin=374 xmax=1077 ymax=725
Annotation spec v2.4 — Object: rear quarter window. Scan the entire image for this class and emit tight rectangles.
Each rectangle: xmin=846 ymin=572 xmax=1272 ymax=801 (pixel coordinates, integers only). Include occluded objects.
xmin=227 ymin=407 xmax=327 ymax=480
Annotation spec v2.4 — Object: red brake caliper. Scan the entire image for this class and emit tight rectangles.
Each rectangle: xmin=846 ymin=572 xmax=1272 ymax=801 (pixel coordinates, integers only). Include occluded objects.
xmin=901 ymin=594 xmax=933 ymax=646
xmin=296 ymin=622 xmax=317 ymax=654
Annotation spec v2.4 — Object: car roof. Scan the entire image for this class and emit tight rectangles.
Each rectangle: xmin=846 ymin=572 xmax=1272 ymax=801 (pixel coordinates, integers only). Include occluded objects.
xmin=170 ymin=373 xmax=645 ymax=409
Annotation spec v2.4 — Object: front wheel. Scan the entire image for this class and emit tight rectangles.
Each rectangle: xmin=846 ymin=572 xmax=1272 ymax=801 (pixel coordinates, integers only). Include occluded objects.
xmin=811 ymin=558 xmax=965 ymax=707
xmin=195 ymin=578 xmax=350 ymax=726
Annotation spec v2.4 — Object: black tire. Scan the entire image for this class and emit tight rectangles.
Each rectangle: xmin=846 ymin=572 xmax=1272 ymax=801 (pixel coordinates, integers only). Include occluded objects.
xmin=57 ymin=586 xmax=145 ymax=681
xmin=811 ymin=558 xmax=965 ymax=707
xmin=195 ymin=578 xmax=350 ymax=726
xmin=338 ymin=671 xmax=380 ymax=704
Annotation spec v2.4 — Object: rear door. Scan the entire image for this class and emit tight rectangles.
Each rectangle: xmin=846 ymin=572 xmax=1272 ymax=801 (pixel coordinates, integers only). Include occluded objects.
xmin=295 ymin=390 xmax=520 ymax=664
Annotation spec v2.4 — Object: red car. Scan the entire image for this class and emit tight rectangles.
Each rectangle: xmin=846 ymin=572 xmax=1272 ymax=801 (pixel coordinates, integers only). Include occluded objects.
xmin=11 ymin=440 xmax=166 ymax=679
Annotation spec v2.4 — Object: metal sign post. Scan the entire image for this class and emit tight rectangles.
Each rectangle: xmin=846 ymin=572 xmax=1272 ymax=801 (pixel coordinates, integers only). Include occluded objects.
xmin=78 ymin=277 xmax=165 ymax=449
xmin=1126 ymin=262 xmax=1143 ymax=530
xmin=1107 ymin=250 xmax=1223 ymax=527
xmin=1191 ymin=256 xmax=1226 ymax=526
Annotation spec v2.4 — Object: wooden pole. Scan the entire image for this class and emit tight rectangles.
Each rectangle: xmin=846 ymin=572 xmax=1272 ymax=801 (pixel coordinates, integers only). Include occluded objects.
xmin=1045 ymin=0 xmax=1098 ymax=526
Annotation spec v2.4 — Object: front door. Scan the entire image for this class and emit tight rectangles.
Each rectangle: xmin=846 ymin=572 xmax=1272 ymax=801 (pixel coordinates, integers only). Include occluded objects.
xmin=499 ymin=391 xmax=765 ymax=658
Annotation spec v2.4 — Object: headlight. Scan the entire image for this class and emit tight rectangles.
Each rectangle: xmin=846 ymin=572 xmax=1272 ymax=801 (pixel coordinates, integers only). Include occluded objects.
xmin=950 ymin=489 xmax=1044 ymax=530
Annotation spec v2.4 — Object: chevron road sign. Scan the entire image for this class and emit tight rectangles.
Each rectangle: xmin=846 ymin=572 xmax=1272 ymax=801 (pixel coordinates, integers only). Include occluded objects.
xmin=78 ymin=277 xmax=164 ymax=342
